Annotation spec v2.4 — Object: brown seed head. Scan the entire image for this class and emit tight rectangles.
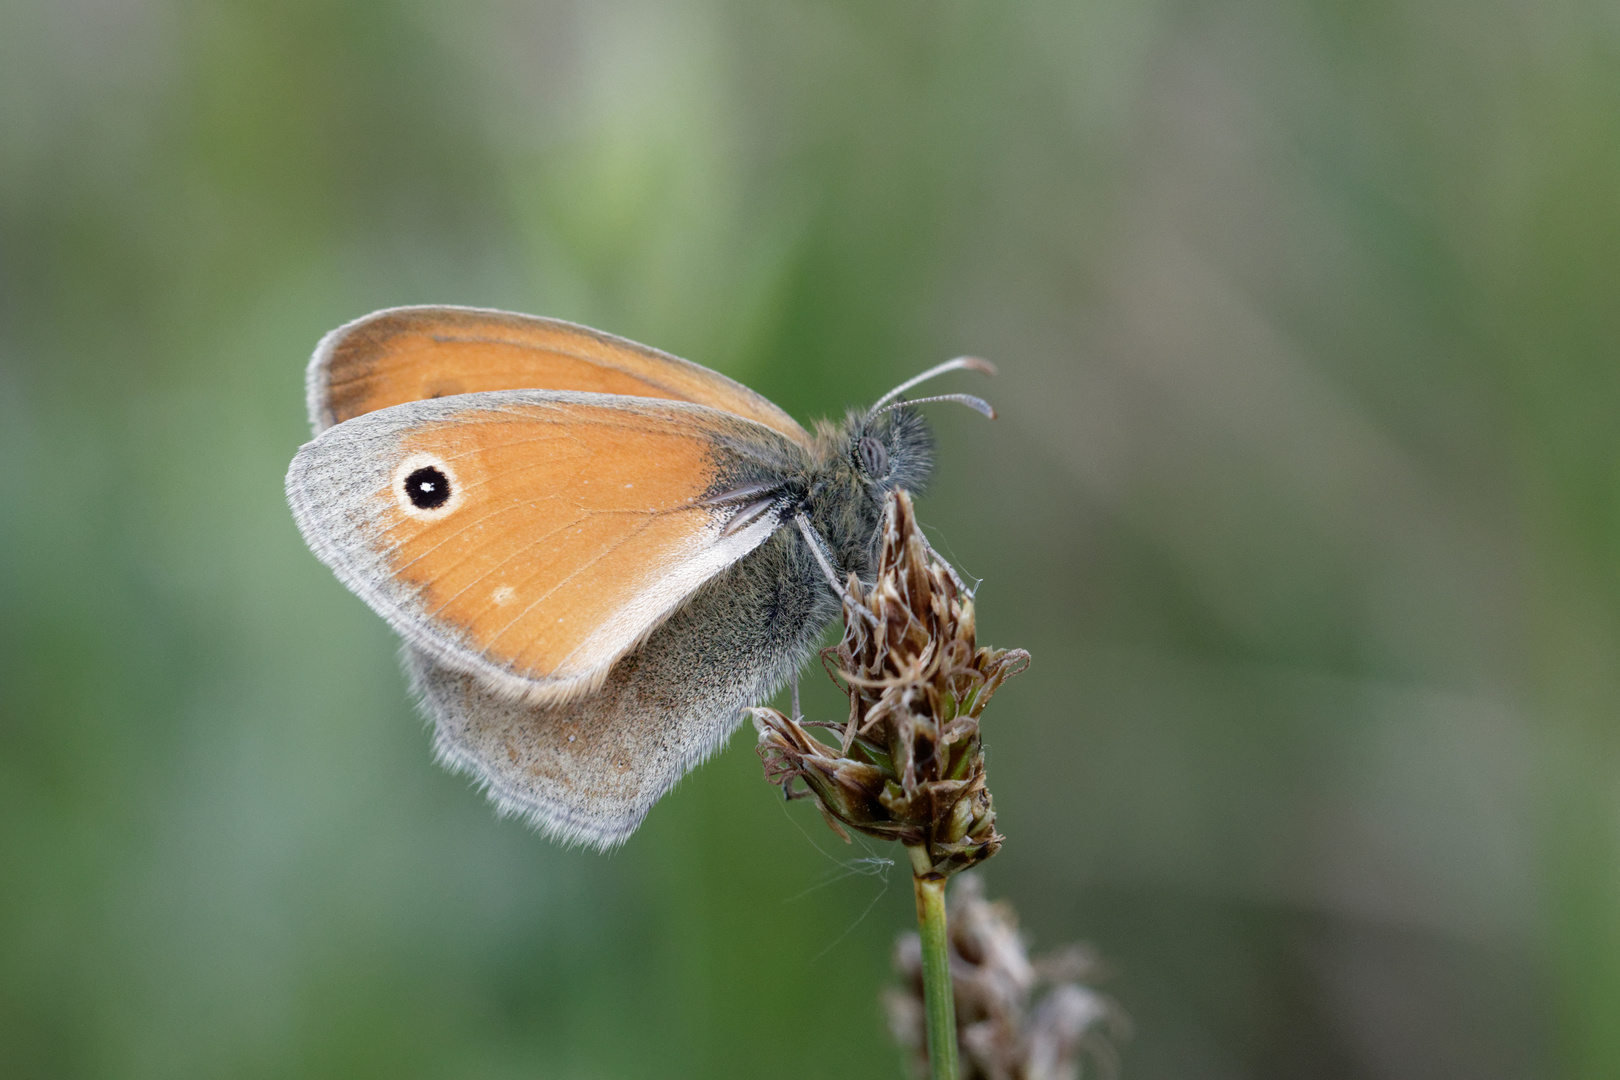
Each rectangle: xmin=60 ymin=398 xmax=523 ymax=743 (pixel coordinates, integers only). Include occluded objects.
xmin=885 ymin=875 xmax=1126 ymax=1080
xmin=754 ymin=489 xmax=1028 ymax=875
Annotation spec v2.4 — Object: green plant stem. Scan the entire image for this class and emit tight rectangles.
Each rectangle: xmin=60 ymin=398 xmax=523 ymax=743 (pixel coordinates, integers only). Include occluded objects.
xmin=910 ymin=853 xmax=957 ymax=1080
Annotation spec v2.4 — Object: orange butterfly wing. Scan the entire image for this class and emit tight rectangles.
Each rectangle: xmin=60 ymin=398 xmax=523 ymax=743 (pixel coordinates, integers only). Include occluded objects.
xmin=286 ymin=391 xmax=804 ymax=703
xmin=307 ymin=305 xmax=811 ymax=446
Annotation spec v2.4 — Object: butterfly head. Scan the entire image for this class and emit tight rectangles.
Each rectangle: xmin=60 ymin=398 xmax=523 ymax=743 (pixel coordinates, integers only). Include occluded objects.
xmin=805 ymin=358 xmax=996 ymax=579
xmin=853 ymin=354 xmax=996 ymax=496
xmin=847 ymin=402 xmax=935 ymax=495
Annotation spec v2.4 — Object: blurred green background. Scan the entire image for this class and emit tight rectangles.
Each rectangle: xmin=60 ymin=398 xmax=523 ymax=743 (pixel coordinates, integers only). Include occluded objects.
xmin=3 ymin=1 xmax=1618 ymax=1077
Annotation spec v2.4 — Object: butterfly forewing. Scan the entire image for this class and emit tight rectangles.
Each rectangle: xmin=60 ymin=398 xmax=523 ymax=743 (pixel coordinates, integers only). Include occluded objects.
xmin=287 ymin=391 xmax=803 ymax=702
xmin=308 ymin=305 xmax=812 ymax=446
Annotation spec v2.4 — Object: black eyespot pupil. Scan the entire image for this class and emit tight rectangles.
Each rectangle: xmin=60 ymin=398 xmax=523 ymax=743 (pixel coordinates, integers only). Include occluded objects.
xmin=404 ymin=466 xmax=451 ymax=510
xmin=858 ymin=436 xmax=890 ymax=479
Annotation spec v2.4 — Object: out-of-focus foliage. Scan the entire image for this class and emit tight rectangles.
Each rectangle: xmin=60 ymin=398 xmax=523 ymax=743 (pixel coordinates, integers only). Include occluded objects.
xmin=2 ymin=1 xmax=1617 ymax=1077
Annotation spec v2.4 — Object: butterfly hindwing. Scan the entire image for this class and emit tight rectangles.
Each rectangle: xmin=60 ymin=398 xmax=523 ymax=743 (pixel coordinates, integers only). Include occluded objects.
xmin=412 ymin=525 xmax=835 ymax=847
xmin=286 ymin=390 xmax=808 ymax=704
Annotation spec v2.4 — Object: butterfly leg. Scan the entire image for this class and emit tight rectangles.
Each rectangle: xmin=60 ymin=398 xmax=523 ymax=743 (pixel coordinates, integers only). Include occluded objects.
xmin=794 ymin=513 xmax=877 ymax=624
xmin=791 ymin=671 xmax=802 ymax=721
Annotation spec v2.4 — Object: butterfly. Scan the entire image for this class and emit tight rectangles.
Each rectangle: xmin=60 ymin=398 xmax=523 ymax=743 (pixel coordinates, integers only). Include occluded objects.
xmin=285 ymin=306 xmax=993 ymax=847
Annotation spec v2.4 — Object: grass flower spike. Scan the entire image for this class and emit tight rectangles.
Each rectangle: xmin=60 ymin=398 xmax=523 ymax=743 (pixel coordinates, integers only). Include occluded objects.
xmin=755 ymin=488 xmax=1029 ymax=1079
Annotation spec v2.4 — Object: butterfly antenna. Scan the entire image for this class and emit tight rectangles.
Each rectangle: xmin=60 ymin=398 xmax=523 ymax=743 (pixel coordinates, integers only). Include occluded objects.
xmin=870 ymin=356 xmax=997 ymax=413
xmin=877 ymin=392 xmax=996 ymax=420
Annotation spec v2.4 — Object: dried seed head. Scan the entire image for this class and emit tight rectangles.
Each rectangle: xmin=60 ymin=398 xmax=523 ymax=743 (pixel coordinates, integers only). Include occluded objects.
xmin=885 ymin=875 xmax=1126 ymax=1080
xmin=755 ymin=489 xmax=1028 ymax=875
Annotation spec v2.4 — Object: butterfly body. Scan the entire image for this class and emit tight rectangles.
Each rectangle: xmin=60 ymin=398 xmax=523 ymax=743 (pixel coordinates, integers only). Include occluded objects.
xmin=287 ymin=306 xmax=953 ymax=847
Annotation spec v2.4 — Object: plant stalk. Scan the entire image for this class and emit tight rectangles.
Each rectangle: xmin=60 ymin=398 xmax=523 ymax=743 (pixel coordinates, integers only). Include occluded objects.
xmin=910 ymin=852 xmax=958 ymax=1080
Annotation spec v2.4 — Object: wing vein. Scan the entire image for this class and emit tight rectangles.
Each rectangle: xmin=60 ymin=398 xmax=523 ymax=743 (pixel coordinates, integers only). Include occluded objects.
xmin=484 ymin=515 xmax=667 ymax=664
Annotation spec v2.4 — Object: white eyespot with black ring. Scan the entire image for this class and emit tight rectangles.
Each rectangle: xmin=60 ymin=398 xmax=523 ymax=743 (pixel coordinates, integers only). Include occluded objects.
xmin=392 ymin=452 xmax=462 ymax=519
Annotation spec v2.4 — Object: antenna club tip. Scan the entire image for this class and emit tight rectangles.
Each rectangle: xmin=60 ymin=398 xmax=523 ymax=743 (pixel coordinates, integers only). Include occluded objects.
xmin=951 ymin=356 xmax=999 ymax=378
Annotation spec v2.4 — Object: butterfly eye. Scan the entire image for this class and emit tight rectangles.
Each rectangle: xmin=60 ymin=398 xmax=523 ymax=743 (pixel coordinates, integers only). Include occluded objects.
xmin=857 ymin=435 xmax=890 ymax=479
